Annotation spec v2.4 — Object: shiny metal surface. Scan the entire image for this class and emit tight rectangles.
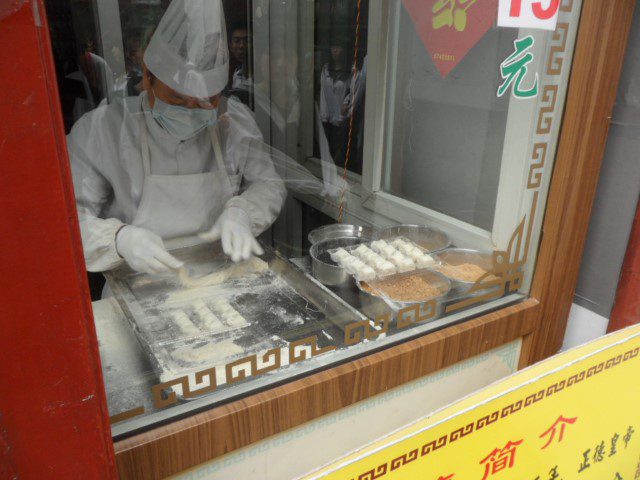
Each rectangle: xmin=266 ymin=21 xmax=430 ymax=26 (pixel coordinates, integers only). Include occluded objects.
xmin=310 ymin=237 xmax=369 ymax=286
xmin=308 ymin=224 xmax=376 ymax=245
xmin=432 ymin=248 xmax=495 ymax=292
xmin=106 ymin=242 xmax=365 ymax=386
xmin=357 ymin=269 xmax=451 ymax=321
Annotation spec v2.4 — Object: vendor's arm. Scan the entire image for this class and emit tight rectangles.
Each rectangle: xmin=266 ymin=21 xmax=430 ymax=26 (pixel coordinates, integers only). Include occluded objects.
xmin=67 ymin=111 xmax=125 ymax=272
xmin=221 ymin=98 xmax=287 ymax=235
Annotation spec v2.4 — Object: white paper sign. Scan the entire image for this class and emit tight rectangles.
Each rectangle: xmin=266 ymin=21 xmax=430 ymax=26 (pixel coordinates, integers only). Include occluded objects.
xmin=497 ymin=0 xmax=561 ymax=31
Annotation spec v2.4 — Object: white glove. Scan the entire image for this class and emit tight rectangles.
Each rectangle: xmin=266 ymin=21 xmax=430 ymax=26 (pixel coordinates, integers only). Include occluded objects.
xmin=116 ymin=225 xmax=183 ymax=275
xmin=200 ymin=207 xmax=264 ymax=262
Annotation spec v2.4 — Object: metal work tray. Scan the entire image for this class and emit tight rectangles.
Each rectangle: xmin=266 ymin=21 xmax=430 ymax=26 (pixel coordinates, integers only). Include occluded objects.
xmin=105 ymin=242 xmax=366 ymax=388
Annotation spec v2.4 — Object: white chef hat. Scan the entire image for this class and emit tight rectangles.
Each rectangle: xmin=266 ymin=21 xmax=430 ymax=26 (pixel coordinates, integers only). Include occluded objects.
xmin=143 ymin=0 xmax=229 ymax=99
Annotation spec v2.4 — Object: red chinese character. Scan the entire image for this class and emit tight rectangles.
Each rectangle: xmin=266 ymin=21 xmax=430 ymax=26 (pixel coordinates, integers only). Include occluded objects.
xmin=438 ymin=475 xmax=455 ymax=480
xmin=479 ymin=440 xmax=523 ymax=479
xmin=539 ymin=415 xmax=578 ymax=449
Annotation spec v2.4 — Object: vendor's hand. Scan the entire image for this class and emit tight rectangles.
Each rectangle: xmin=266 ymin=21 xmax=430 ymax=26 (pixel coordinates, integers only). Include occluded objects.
xmin=199 ymin=206 xmax=264 ymax=262
xmin=115 ymin=225 xmax=183 ymax=275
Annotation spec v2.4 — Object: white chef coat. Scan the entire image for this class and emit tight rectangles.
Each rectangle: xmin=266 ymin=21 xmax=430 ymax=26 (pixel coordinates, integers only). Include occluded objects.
xmin=343 ymin=57 xmax=367 ymax=114
xmin=68 ymin=91 xmax=286 ymax=272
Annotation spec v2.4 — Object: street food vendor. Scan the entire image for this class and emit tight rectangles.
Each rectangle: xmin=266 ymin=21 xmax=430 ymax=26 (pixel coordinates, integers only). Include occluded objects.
xmin=68 ymin=0 xmax=286 ymax=276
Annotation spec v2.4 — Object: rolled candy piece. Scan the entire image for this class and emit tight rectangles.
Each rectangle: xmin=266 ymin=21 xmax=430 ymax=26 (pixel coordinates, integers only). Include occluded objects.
xmin=378 ymin=260 xmax=396 ymax=276
xmin=331 ymin=248 xmax=351 ymax=262
xmin=356 ymin=265 xmax=376 ymax=281
xmin=381 ymin=244 xmax=397 ymax=258
xmin=341 ymin=256 xmax=359 ymax=273
xmin=371 ymin=240 xmax=389 ymax=254
xmin=415 ymin=253 xmax=435 ymax=268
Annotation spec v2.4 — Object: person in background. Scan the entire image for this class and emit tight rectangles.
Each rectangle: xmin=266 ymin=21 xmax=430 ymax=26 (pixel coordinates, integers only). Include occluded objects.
xmin=319 ymin=36 xmax=351 ymax=167
xmin=340 ymin=54 xmax=367 ymax=174
xmin=124 ymin=30 xmax=148 ymax=96
xmin=226 ymin=20 xmax=252 ymax=105
xmin=253 ymin=47 xmax=300 ymax=139
xmin=67 ymin=0 xmax=286 ymax=280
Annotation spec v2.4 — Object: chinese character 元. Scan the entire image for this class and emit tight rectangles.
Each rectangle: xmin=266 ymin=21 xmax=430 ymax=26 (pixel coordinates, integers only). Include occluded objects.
xmin=480 ymin=439 xmax=524 ymax=479
xmin=611 ymin=433 xmax=620 ymax=457
xmin=594 ymin=441 xmax=606 ymax=462
xmin=432 ymin=0 xmax=478 ymax=32
xmin=578 ymin=449 xmax=591 ymax=473
xmin=539 ymin=415 xmax=578 ymax=449
xmin=497 ymin=35 xmax=539 ymax=99
xmin=438 ymin=475 xmax=455 ymax=480
xmin=625 ymin=426 xmax=635 ymax=448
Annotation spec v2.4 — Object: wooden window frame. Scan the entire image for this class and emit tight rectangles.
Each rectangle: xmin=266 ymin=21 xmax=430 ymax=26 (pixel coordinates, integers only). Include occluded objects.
xmin=113 ymin=2 xmax=637 ymax=477
xmin=115 ymin=0 xmax=635 ymax=478
xmin=3 ymin=0 xmax=634 ymax=478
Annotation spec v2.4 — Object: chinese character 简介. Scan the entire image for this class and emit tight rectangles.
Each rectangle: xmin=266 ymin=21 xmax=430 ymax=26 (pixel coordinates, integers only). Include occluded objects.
xmin=539 ymin=415 xmax=578 ymax=449
xmin=480 ymin=439 xmax=524 ymax=480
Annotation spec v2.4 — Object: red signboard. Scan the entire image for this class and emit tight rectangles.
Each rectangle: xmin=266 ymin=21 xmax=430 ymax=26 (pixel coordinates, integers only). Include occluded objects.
xmin=402 ymin=0 xmax=499 ymax=78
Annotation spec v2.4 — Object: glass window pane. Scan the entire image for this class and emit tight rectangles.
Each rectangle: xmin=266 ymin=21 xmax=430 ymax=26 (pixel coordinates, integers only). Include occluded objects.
xmin=382 ymin=8 xmax=516 ymax=230
xmin=43 ymin=0 xmax=581 ymax=437
xmin=313 ymin=0 xmax=368 ymax=175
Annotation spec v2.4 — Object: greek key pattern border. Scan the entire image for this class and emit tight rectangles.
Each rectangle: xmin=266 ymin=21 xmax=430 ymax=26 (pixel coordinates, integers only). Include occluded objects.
xmin=348 ymin=346 xmax=640 ymax=480
xmin=445 ymin=1 xmax=573 ymax=313
xmin=110 ymin=300 xmax=441 ymax=422
xmin=109 ymin=0 xmax=576 ymax=427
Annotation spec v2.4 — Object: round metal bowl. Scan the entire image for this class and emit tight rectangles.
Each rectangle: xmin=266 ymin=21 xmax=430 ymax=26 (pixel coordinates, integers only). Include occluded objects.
xmin=310 ymin=237 xmax=369 ymax=286
xmin=431 ymin=248 xmax=494 ymax=289
xmin=308 ymin=224 xmax=376 ymax=245
xmin=373 ymin=224 xmax=451 ymax=253
xmin=357 ymin=269 xmax=451 ymax=321
xmin=356 ymin=279 xmax=394 ymax=320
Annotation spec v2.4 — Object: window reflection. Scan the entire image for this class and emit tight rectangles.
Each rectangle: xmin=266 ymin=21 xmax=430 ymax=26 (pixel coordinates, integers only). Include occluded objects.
xmin=40 ymin=0 xmax=570 ymax=435
xmin=314 ymin=0 xmax=368 ymax=175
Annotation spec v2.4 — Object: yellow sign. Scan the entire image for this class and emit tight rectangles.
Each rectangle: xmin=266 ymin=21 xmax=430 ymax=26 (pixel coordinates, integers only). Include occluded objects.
xmin=304 ymin=325 xmax=640 ymax=480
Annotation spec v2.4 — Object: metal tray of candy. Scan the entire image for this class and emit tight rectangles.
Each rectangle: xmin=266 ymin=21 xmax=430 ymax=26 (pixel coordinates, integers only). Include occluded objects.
xmin=105 ymin=241 xmax=366 ymax=398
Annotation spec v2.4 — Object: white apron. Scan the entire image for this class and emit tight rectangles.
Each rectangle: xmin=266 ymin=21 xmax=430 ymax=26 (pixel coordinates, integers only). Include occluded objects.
xmin=133 ymin=114 xmax=240 ymax=239
xmin=102 ymin=115 xmax=240 ymax=298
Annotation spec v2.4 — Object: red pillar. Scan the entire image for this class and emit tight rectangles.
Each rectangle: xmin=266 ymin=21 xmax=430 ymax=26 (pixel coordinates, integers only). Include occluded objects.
xmin=609 ymin=201 xmax=640 ymax=332
xmin=0 ymin=1 xmax=117 ymax=478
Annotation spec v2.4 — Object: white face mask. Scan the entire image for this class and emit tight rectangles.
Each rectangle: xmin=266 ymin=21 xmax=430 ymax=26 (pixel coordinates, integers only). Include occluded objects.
xmin=151 ymin=91 xmax=217 ymax=141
